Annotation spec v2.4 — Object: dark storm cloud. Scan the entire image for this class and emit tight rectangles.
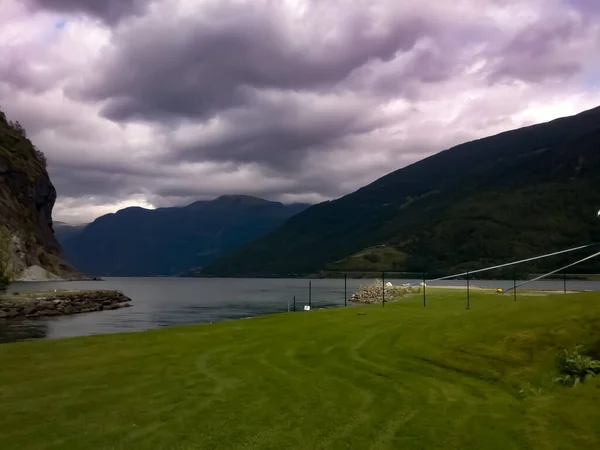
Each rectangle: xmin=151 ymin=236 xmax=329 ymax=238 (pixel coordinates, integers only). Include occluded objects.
xmin=487 ymin=17 xmax=584 ymax=83
xmin=65 ymin=0 xmax=458 ymax=174
xmin=47 ymin=157 xmax=174 ymax=198
xmin=164 ymin=90 xmax=392 ymax=170
xmin=3 ymin=0 xmax=600 ymax=223
xmin=71 ymin=1 xmax=432 ymax=122
xmin=567 ymin=0 xmax=600 ymax=14
xmin=23 ymin=0 xmax=149 ymax=24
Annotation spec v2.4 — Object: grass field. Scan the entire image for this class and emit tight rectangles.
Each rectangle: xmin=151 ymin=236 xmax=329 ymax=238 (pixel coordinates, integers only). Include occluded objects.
xmin=2 ymin=289 xmax=600 ymax=449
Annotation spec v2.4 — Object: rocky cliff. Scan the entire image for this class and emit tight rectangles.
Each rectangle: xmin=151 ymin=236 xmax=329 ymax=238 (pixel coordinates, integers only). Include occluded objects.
xmin=0 ymin=108 xmax=80 ymax=281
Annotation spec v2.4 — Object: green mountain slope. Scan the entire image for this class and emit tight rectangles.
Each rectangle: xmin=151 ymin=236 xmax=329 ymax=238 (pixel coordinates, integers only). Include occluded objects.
xmin=60 ymin=195 xmax=308 ymax=277
xmin=203 ymin=106 xmax=600 ymax=277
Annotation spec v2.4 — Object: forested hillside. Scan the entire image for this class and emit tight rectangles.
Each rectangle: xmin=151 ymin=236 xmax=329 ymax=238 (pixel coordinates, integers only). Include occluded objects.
xmin=203 ymin=106 xmax=600 ymax=277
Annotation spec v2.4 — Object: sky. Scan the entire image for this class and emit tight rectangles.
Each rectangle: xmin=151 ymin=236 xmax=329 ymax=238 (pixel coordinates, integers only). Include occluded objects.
xmin=1 ymin=0 xmax=599 ymax=224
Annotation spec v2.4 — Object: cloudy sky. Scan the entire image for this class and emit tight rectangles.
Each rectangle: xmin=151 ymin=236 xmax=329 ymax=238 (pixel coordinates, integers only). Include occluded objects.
xmin=1 ymin=0 xmax=599 ymax=224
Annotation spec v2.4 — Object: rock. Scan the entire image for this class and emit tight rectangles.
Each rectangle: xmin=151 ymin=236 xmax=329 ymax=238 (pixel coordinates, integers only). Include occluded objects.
xmin=16 ymin=265 xmax=64 ymax=282
xmin=104 ymin=303 xmax=121 ymax=310
xmin=348 ymin=279 xmax=421 ymax=304
xmin=0 ymin=290 xmax=133 ymax=319
xmin=23 ymin=305 xmax=38 ymax=316
xmin=33 ymin=309 xmax=61 ymax=317
xmin=5 ymin=309 xmax=19 ymax=318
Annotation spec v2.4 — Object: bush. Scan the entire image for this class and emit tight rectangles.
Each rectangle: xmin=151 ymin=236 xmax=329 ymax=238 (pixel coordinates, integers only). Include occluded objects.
xmin=33 ymin=145 xmax=47 ymax=168
xmin=0 ymin=275 xmax=9 ymax=295
xmin=554 ymin=346 xmax=600 ymax=387
xmin=363 ymin=253 xmax=381 ymax=263
xmin=0 ymin=227 xmax=12 ymax=295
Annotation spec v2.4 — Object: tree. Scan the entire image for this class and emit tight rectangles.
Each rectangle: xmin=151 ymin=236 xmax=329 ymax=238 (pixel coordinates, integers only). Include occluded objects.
xmin=33 ymin=145 xmax=47 ymax=168
xmin=13 ymin=120 xmax=26 ymax=137
xmin=0 ymin=227 xmax=12 ymax=294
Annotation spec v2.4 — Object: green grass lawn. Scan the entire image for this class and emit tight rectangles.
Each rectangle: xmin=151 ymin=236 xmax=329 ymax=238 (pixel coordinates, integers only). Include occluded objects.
xmin=2 ymin=289 xmax=600 ymax=449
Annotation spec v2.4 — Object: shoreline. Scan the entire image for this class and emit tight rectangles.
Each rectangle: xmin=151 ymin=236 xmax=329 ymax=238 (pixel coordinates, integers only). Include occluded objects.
xmin=0 ymin=289 xmax=132 ymax=320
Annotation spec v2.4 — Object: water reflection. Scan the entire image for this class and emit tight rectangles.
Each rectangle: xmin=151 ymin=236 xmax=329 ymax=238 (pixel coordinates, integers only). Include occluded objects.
xmin=0 ymin=319 xmax=48 ymax=343
xmin=2 ymin=277 xmax=599 ymax=343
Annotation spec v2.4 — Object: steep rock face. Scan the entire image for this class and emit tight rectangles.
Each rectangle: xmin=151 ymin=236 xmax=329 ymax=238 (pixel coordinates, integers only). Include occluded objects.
xmin=0 ymin=109 xmax=78 ymax=280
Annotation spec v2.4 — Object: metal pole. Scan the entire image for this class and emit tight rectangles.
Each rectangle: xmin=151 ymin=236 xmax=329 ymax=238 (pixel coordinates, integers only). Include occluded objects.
xmin=344 ymin=273 xmax=347 ymax=307
xmin=466 ymin=271 xmax=471 ymax=310
xmin=563 ymin=272 xmax=567 ymax=294
xmin=382 ymin=272 xmax=385 ymax=307
xmin=309 ymin=280 xmax=312 ymax=309
xmin=423 ymin=272 xmax=426 ymax=307
xmin=287 ymin=298 xmax=290 ymax=313
xmin=293 ymin=295 xmax=296 ymax=312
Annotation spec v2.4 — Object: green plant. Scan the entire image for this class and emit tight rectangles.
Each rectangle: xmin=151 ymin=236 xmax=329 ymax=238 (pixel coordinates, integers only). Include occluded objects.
xmin=0 ymin=226 xmax=12 ymax=294
xmin=554 ymin=345 xmax=600 ymax=387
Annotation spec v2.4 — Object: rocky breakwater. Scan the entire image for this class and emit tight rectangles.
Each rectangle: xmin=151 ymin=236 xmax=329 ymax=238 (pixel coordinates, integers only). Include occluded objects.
xmin=0 ymin=290 xmax=132 ymax=319
xmin=349 ymin=280 xmax=421 ymax=304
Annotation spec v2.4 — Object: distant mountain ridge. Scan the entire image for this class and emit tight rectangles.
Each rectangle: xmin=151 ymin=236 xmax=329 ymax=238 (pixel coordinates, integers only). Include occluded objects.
xmin=59 ymin=195 xmax=309 ymax=276
xmin=53 ymin=222 xmax=87 ymax=244
xmin=202 ymin=106 xmax=600 ymax=277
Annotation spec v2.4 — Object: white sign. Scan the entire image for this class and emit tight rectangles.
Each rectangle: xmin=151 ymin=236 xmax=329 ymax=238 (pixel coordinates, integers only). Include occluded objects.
xmin=304 ymin=305 xmax=311 ymax=311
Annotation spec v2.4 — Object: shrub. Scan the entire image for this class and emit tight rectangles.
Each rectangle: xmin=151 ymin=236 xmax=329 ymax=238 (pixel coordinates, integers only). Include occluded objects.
xmin=363 ymin=253 xmax=381 ymax=263
xmin=0 ymin=227 xmax=12 ymax=295
xmin=554 ymin=346 xmax=600 ymax=387
xmin=33 ymin=145 xmax=47 ymax=168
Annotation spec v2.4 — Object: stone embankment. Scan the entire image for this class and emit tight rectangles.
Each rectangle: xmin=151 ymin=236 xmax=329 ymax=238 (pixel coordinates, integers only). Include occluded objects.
xmin=0 ymin=290 xmax=132 ymax=319
xmin=349 ymin=280 xmax=422 ymax=304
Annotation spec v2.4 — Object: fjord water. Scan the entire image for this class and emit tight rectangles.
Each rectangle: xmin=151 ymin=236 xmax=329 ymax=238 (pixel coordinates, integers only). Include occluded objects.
xmin=2 ymin=277 xmax=600 ymax=343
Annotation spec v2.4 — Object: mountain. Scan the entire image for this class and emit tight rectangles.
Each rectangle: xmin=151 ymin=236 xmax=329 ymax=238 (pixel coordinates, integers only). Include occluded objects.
xmin=53 ymin=221 xmax=87 ymax=243
xmin=59 ymin=195 xmax=309 ymax=277
xmin=203 ymin=106 xmax=600 ymax=277
xmin=0 ymin=108 xmax=80 ymax=281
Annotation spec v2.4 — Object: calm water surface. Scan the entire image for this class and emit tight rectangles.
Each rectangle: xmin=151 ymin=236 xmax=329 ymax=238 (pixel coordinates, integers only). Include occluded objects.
xmin=1 ymin=277 xmax=599 ymax=343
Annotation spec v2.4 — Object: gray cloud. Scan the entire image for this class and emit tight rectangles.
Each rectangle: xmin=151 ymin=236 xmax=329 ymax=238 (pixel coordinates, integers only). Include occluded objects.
xmin=70 ymin=2 xmax=433 ymax=122
xmin=2 ymin=0 xmax=600 ymax=223
xmin=487 ymin=17 xmax=584 ymax=83
xmin=164 ymin=90 xmax=394 ymax=171
xmin=23 ymin=0 xmax=149 ymax=24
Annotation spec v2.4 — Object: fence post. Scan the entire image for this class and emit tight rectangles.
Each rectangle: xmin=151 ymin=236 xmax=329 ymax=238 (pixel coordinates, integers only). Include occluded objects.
xmin=423 ymin=272 xmax=426 ymax=307
xmin=382 ymin=271 xmax=385 ymax=307
xmin=309 ymin=280 xmax=312 ymax=309
xmin=563 ymin=272 xmax=567 ymax=294
xmin=293 ymin=295 xmax=296 ymax=312
xmin=466 ymin=271 xmax=471 ymax=310
xmin=344 ymin=273 xmax=347 ymax=307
